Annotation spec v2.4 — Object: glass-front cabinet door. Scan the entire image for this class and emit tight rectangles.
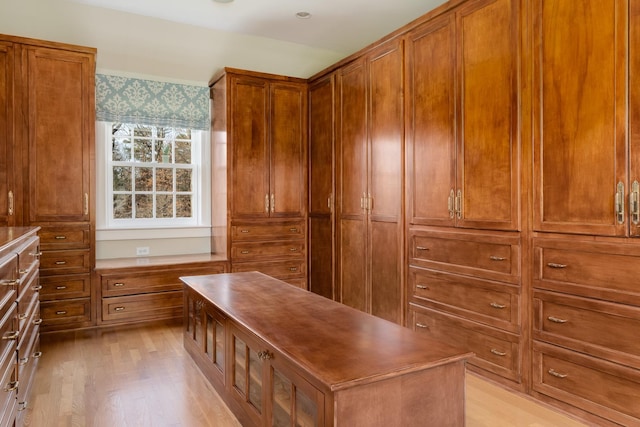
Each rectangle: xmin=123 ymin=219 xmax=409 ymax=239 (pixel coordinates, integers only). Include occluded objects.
xmin=204 ymin=304 xmax=226 ymax=383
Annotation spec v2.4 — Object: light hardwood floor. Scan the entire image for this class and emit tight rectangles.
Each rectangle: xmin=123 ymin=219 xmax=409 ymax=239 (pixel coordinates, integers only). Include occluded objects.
xmin=23 ymin=320 xmax=588 ymax=427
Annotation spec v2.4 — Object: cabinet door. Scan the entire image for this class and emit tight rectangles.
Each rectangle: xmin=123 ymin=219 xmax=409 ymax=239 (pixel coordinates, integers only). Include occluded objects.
xmin=229 ymin=75 xmax=270 ymax=219
xmin=270 ymin=82 xmax=307 ymax=217
xmin=0 ymin=42 xmax=15 ymax=227
xmin=405 ymin=15 xmax=456 ymax=227
xmin=629 ymin=1 xmax=640 ymax=237
xmin=336 ymin=59 xmax=368 ymax=312
xmin=368 ymin=40 xmax=404 ymax=324
xmin=457 ymin=0 xmax=520 ymax=231
xmin=309 ymin=75 xmax=335 ymax=299
xmin=24 ymin=46 xmax=94 ymax=223
xmin=533 ymin=0 xmax=627 ymax=236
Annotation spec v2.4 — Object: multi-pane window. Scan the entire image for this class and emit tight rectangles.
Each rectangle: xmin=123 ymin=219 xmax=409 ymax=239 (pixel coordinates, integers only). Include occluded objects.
xmin=108 ymin=123 xmax=199 ymax=225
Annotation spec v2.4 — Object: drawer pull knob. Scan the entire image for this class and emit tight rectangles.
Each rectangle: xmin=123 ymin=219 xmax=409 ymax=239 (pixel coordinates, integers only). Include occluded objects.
xmin=2 ymin=331 xmax=19 ymax=340
xmin=547 ymin=263 xmax=567 ymax=269
xmin=56 ymin=286 xmax=67 ymax=290
xmin=258 ymin=350 xmax=273 ymax=360
xmin=490 ymin=302 xmax=506 ymax=309
xmin=416 ymin=246 xmax=429 ymax=251
xmin=55 ymin=261 xmax=67 ymax=265
xmin=18 ymin=313 xmax=28 ymax=320
xmin=241 ymin=250 xmax=250 ymax=254
xmin=33 ymin=351 xmax=43 ymax=359
xmin=416 ymin=323 xmax=429 ymax=329
xmin=55 ymin=311 xmax=67 ymax=315
xmin=113 ymin=283 xmax=125 ymax=287
xmin=55 ymin=236 xmax=67 ymax=240
xmin=289 ymin=228 xmax=298 ymax=233
xmin=289 ymin=248 xmax=297 ymax=252
xmin=33 ymin=319 xmax=43 ymax=325
xmin=0 ymin=279 xmax=19 ymax=286
xmin=33 ymin=285 xmax=42 ymax=291
xmin=490 ymin=349 xmax=507 ymax=356
xmin=240 ymin=229 xmax=250 ymax=233
xmin=547 ymin=316 xmax=568 ymax=324
xmin=18 ymin=357 xmax=29 ymax=366
xmin=289 ymin=267 xmax=298 ymax=272
xmin=4 ymin=381 xmax=18 ymax=392
xmin=114 ymin=306 xmax=126 ymax=312
xmin=18 ymin=401 xmax=27 ymax=411
xmin=19 ymin=269 xmax=29 ymax=275
xmin=548 ymin=369 xmax=568 ymax=379
xmin=29 ymin=251 xmax=42 ymax=257
xmin=416 ymin=284 xmax=428 ymax=290
xmin=489 ymin=256 xmax=506 ymax=261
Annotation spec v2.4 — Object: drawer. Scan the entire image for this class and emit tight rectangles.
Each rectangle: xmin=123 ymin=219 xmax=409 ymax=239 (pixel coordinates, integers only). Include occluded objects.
xmin=533 ymin=341 xmax=640 ymax=426
xmin=231 ymin=240 xmax=305 ymax=262
xmin=15 ymin=236 xmax=39 ymax=282
xmin=39 ymin=249 xmax=91 ymax=275
xmin=102 ymin=291 xmax=183 ymax=323
xmin=410 ymin=304 xmax=520 ymax=382
xmin=0 ymin=253 xmax=18 ymax=305
xmin=0 ymin=338 xmax=17 ymax=427
xmin=17 ymin=329 xmax=40 ymax=405
xmin=18 ymin=300 xmax=40 ymax=359
xmin=38 ymin=225 xmax=90 ymax=250
xmin=231 ymin=221 xmax=305 ymax=241
xmin=409 ymin=267 xmax=519 ymax=332
xmin=534 ymin=237 xmax=640 ymax=305
xmin=16 ymin=271 xmax=39 ymax=318
xmin=0 ymin=302 xmax=17 ymax=380
xmin=534 ymin=290 xmax=640 ymax=369
xmin=40 ymin=298 xmax=91 ymax=328
xmin=17 ymin=292 xmax=39 ymax=336
xmin=409 ymin=229 xmax=520 ymax=283
xmin=39 ymin=274 xmax=91 ymax=300
xmin=231 ymin=260 xmax=306 ymax=280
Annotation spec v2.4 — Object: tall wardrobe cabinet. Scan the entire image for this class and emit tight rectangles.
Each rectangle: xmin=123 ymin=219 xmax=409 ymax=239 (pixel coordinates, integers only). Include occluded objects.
xmin=0 ymin=34 xmax=96 ymax=331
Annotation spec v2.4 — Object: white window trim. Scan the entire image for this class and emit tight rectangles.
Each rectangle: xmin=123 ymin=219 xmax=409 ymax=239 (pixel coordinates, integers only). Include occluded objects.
xmin=95 ymin=121 xmax=211 ymax=240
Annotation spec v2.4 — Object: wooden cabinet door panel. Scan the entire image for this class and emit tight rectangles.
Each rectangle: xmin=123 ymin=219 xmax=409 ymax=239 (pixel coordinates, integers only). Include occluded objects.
xmin=230 ymin=76 xmax=269 ymax=219
xmin=338 ymin=219 xmax=367 ymax=312
xmin=457 ymin=0 xmax=519 ymax=230
xmin=270 ymin=82 xmax=306 ymax=217
xmin=0 ymin=42 xmax=15 ymax=227
xmin=309 ymin=217 xmax=333 ymax=299
xmin=309 ymin=76 xmax=334 ymax=216
xmin=25 ymin=46 xmax=94 ymax=223
xmin=533 ymin=0 xmax=627 ymax=236
xmin=629 ymin=0 xmax=640 ymax=237
xmin=405 ymin=15 xmax=456 ymax=227
xmin=370 ymin=221 xmax=401 ymax=324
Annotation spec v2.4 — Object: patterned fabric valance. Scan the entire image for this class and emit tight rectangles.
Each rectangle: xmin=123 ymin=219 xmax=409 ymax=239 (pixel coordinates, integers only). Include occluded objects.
xmin=96 ymin=74 xmax=210 ymax=130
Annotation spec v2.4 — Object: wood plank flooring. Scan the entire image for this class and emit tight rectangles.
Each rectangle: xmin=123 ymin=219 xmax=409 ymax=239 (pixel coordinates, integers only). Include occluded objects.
xmin=22 ymin=320 xmax=588 ymax=427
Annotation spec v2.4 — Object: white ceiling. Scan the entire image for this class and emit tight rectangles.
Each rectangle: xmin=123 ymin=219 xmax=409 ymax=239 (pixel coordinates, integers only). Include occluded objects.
xmin=68 ymin=0 xmax=447 ymax=55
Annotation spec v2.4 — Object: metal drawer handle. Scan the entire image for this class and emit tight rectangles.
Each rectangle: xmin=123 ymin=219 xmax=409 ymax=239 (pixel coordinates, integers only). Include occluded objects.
xmin=33 ymin=285 xmax=42 ymax=291
xmin=113 ymin=283 xmax=125 ymax=287
xmin=489 ymin=256 xmax=506 ymax=261
xmin=240 ymin=229 xmax=250 ymax=233
xmin=241 ymin=250 xmax=250 ymax=254
xmin=258 ymin=350 xmax=273 ymax=360
xmin=547 ymin=263 xmax=567 ymax=269
xmin=33 ymin=351 xmax=43 ymax=359
xmin=18 ymin=357 xmax=29 ymax=366
xmin=3 ymin=331 xmax=19 ymax=341
xmin=4 ymin=381 xmax=18 ymax=392
xmin=490 ymin=349 xmax=507 ymax=357
xmin=289 ymin=267 xmax=298 ymax=272
xmin=55 ymin=311 xmax=67 ymax=315
xmin=289 ymin=228 xmax=298 ymax=233
xmin=0 ymin=279 xmax=19 ymax=286
xmin=17 ymin=401 xmax=27 ymax=411
xmin=548 ymin=369 xmax=568 ymax=379
xmin=416 ymin=284 xmax=428 ymax=290
xmin=415 ymin=246 xmax=429 ymax=251
xmin=56 ymin=285 xmax=67 ymax=290
xmin=30 ymin=251 xmax=42 ymax=257
xmin=19 ymin=268 xmax=29 ymax=275
xmin=55 ymin=235 xmax=67 ymax=240
xmin=33 ymin=319 xmax=43 ymax=325
xmin=18 ymin=313 xmax=28 ymax=320
xmin=547 ymin=316 xmax=568 ymax=324
xmin=114 ymin=306 xmax=126 ymax=312
xmin=490 ymin=302 xmax=506 ymax=309
xmin=416 ymin=323 xmax=429 ymax=329
xmin=289 ymin=248 xmax=297 ymax=252
xmin=55 ymin=261 xmax=67 ymax=265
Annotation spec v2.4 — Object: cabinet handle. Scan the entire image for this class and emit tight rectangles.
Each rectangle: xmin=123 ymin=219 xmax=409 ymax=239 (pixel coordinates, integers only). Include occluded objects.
xmin=631 ymin=180 xmax=640 ymax=225
xmin=547 ymin=316 xmax=568 ymax=324
xmin=33 ymin=318 xmax=43 ymax=325
xmin=114 ymin=306 xmax=126 ymax=312
xmin=18 ymin=313 xmax=28 ymax=321
xmin=265 ymin=194 xmax=270 ymax=213
xmin=18 ymin=357 xmax=29 ymax=366
xmin=367 ymin=193 xmax=373 ymax=212
xmin=328 ymin=194 xmax=332 ymax=211
xmin=30 ymin=251 xmax=42 ymax=258
xmin=415 ymin=246 xmax=429 ymax=251
xmin=33 ymin=351 xmax=42 ymax=359
xmin=416 ymin=284 xmax=428 ymax=290
xmin=289 ymin=248 xmax=297 ymax=252
xmin=33 ymin=285 xmax=42 ymax=291
xmin=448 ymin=189 xmax=455 ymax=218
xmin=2 ymin=331 xmax=19 ymax=341
xmin=615 ymin=182 xmax=625 ymax=224
xmin=56 ymin=285 xmax=67 ymax=290
xmin=241 ymin=250 xmax=250 ymax=254
xmin=4 ymin=381 xmax=18 ymax=392
xmin=490 ymin=349 xmax=507 ymax=357
xmin=55 ymin=235 xmax=67 ymax=240
xmin=113 ymin=283 xmax=125 ymax=287
xmin=19 ymin=268 xmax=28 ymax=275
xmin=17 ymin=401 xmax=27 ymax=411
xmin=55 ymin=261 xmax=67 ymax=265
xmin=490 ymin=302 xmax=506 ymax=309
xmin=289 ymin=267 xmax=298 ymax=272
xmin=416 ymin=323 xmax=429 ymax=329
xmin=455 ymin=189 xmax=462 ymax=219
xmin=289 ymin=228 xmax=298 ymax=233
xmin=0 ymin=279 xmax=19 ymax=286
xmin=258 ymin=350 xmax=273 ymax=360
xmin=548 ymin=369 xmax=568 ymax=379
xmin=84 ymin=193 xmax=89 ymax=215
xmin=271 ymin=193 xmax=275 ymax=213
xmin=546 ymin=262 xmax=567 ymax=269
xmin=8 ymin=190 xmax=13 ymax=216
xmin=240 ymin=229 xmax=250 ymax=234
xmin=55 ymin=311 xmax=67 ymax=315
xmin=489 ymin=256 xmax=506 ymax=261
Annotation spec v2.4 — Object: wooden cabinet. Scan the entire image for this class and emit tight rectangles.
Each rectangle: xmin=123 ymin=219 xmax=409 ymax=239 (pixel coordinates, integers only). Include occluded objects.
xmin=212 ymin=68 xmax=308 ymax=288
xmin=96 ymin=255 xmax=227 ymax=326
xmin=308 ymin=74 xmax=335 ymax=300
xmin=405 ymin=0 xmax=520 ymax=231
xmin=336 ymin=39 xmax=404 ymax=324
xmin=0 ymin=227 xmax=41 ymax=427
xmin=182 ymin=272 xmax=472 ymax=427
xmin=0 ymin=35 xmax=96 ymax=332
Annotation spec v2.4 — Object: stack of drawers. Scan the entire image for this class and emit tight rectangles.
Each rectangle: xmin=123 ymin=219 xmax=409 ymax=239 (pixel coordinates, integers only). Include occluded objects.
xmin=38 ymin=225 xmax=92 ymax=331
xmin=407 ymin=228 xmax=523 ymax=385
xmin=532 ymin=236 xmax=640 ymax=425
xmin=230 ymin=220 xmax=307 ymax=288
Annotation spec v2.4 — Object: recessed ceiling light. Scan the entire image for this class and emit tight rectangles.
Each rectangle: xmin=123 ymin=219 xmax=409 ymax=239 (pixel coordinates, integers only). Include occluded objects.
xmin=213 ymin=0 xmax=234 ymax=3
xmin=296 ymin=11 xmax=312 ymax=19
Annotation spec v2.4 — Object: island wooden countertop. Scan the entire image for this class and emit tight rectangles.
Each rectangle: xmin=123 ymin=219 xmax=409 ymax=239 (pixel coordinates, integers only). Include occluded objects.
xmin=181 ymin=271 xmax=473 ymax=392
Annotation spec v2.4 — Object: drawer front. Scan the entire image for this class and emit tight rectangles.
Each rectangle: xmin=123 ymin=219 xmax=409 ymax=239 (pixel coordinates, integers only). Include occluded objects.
xmin=231 ymin=240 xmax=305 ymax=261
xmin=410 ymin=304 xmax=520 ymax=381
xmin=17 ymin=271 xmax=39 ymax=318
xmin=17 ymin=334 xmax=40 ymax=408
xmin=0 ymin=303 xmax=17 ymax=375
xmin=16 ymin=236 xmax=39 ymax=281
xmin=102 ymin=291 xmax=183 ymax=322
xmin=17 ymin=292 xmax=39 ymax=336
xmin=534 ymin=238 xmax=640 ymax=304
xmin=409 ymin=267 xmax=519 ymax=331
xmin=40 ymin=298 xmax=91 ymax=327
xmin=39 ymin=249 xmax=90 ymax=275
xmin=533 ymin=342 xmax=640 ymax=425
xmin=39 ymin=274 xmax=91 ymax=300
xmin=409 ymin=230 xmax=519 ymax=282
xmin=0 ymin=254 xmax=18 ymax=304
xmin=231 ymin=260 xmax=306 ymax=280
xmin=231 ymin=221 xmax=305 ymax=241
xmin=283 ymin=277 xmax=307 ymax=290
xmin=534 ymin=290 xmax=640 ymax=368
xmin=0 ymin=340 xmax=17 ymax=427
xmin=38 ymin=225 xmax=90 ymax=250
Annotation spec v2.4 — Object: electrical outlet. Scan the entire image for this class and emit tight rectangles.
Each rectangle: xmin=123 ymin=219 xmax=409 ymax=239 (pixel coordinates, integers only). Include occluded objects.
xmin=136 ymin=246 xmax=150 ymax=256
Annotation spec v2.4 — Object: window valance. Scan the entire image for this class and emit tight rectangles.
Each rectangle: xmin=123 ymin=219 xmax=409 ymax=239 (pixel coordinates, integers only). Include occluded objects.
xmin=96 ymin=74 xmax=210 ymax=130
